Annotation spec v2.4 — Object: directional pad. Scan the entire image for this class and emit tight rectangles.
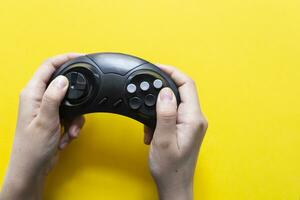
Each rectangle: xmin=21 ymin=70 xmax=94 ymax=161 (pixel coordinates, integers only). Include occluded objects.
xmin=65 ymin=72 xmax=88 ymax=101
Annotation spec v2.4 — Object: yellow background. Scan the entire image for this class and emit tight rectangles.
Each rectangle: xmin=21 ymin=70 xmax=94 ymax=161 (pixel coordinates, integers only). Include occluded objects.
xmin=0 ymin=0 xmax=299 ymax=199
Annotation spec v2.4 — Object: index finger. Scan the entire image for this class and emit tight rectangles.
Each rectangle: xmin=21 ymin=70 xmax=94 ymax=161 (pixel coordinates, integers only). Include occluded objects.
xmin=156 ymin=64 xmax=201 ymax=111
xmin=27 ymin=53 xmax=84 ymax=88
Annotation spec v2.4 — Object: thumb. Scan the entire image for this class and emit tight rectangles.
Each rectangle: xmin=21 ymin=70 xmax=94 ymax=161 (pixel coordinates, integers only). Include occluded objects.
xmin=39 ymin=75 xmax=69 ymax=121
xmin=155 ymin=87 xmax=178 ymax=135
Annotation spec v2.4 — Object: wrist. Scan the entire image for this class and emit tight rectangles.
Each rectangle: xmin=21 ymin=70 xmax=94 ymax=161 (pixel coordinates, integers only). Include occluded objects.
xmin=0 ymin=169 xmax=44 ymax=200
xmin=154 ymin=175 xmax=193 ymax=200
xmin=157 ymin=182 xmax=193 ymax=200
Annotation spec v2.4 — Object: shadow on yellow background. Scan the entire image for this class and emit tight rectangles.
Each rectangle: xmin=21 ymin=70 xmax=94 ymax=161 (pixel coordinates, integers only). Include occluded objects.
xmin=0 ymin=0 xmax=299 ymax=199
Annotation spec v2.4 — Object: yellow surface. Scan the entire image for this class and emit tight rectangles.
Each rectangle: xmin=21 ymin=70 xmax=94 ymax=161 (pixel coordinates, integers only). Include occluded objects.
xmin=0 ymin=0 xmax=299 ymax=199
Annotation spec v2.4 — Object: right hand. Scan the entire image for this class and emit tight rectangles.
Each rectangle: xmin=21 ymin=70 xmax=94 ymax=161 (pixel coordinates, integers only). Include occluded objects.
xmin=144 ymin=65 xmax=208 ymax=200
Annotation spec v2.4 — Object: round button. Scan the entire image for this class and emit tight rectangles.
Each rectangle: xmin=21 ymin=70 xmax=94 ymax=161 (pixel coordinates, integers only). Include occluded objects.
xmin=145 ymin=94 xmax=156 ymax=107
xmin=140 ymin=81 xmax=150 ymax=91
xmin=127 ymin=83 xmax=137 ymax=93
xmin=65 ymin=72 xmax=88 ymax=101
xmin=153 ymin=79 xmax=163 ymax=89
xmin=129 ymin=97 xmax=143 ymax=110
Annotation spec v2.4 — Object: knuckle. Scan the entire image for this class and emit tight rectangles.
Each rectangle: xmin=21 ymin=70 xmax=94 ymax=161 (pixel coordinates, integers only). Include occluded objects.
xmin=158 ymin=109 xmax=177 ymax=120
xmin=160 ymin=113 xmax=177 ymax=122
xmin=185 ymin=76 xmax=195 ymax=85
xmin=19 ymin=88 xmax=36 ymax=101
xmin=28 ymin=79 xmax=39 ymax=88
xmin=35 ymin=116 xmax=60 ymax=133
xmin=188 ymin=117 xmax=199 ymax=127
xmin=35 ymin=117 xmax=46 ymax=129
xmin=43 ymin=93 xmax=59 ymax=105
xmin=189 ymin=116 xmax=208 ymax=132
xmin=158 ymin=116 xmax=177 ymax=127
xmin=202 ymin=118 xmax=209 ymax=130
xmin=19 ymin=80 xmax=42 ymax=101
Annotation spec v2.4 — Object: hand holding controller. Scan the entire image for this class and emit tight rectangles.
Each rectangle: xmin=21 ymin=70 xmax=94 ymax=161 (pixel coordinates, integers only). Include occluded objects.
xmin=0 ymin=53 xmax=207 ymax=200
xmin=51 ymin=53 xmax=180 ymax=129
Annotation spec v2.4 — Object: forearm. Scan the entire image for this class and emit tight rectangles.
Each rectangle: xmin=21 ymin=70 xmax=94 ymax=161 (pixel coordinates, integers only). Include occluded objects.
xmin=0 ymin=169 xmax=44 ymax=200
xmin=157 ymin=185 xmax=193 ymax=200
xmin=155 ymin=175 xmax=193 ymax=200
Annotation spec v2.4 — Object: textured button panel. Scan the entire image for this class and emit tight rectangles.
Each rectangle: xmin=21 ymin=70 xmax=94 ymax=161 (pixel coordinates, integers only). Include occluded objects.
xmin=125 ymin=71 xmax=166 ymax=117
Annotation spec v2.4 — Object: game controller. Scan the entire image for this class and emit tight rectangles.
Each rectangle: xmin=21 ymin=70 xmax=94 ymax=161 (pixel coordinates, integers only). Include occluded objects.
xmin=50 ymin=53 xmax=180 ymax=129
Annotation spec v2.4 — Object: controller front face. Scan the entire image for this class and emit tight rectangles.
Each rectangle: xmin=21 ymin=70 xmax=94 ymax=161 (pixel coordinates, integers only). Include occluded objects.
xmin=50 ymin=53 xmax=180 ymax=129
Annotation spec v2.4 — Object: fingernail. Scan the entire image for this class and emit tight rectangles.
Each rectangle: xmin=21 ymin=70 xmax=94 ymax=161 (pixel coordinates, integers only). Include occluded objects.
xmin=159 ymin=88 xmax=173 ymax=102
xmin=70 ymin=126 xmax=79 ymax=138
xmin=59 ymin=142 xmax=67 ymax=150
xmin=54 ymin=76 xmax=68 ymax=89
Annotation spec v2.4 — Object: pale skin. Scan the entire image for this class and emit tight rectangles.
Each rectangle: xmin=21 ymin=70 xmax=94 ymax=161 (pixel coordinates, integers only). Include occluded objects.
xmin=0 ymin=53 xmax=208 ymax=200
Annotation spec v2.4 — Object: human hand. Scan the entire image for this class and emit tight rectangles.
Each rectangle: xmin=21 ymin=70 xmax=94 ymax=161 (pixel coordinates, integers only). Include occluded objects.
xmin=0 ymin=53 xmax=85 ymax=200
xmin=144 ymin=65 xmax=208 ymax=200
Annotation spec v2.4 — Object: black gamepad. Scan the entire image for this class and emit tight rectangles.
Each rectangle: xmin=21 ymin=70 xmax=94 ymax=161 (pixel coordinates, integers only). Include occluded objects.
xmin=50 ymin=53 xmax=180 ymax=129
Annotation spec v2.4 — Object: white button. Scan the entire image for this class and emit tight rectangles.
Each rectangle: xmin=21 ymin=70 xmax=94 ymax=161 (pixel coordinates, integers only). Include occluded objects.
xmin=127 ymin=83 xmax=137 ymax=93
xmin=140 ymin=81 xmax=150 ymax=91
xmin=153 ymin=79 xmax=163 ymax=89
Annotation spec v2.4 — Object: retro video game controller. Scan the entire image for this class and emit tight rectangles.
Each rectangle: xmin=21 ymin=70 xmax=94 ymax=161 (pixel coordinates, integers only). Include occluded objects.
xmin=50 ymin=53 xmax=180 ymax=129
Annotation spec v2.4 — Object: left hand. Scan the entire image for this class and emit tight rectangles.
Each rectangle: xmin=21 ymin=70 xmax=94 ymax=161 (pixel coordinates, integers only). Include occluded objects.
xmin=0 ymin=53 xmax=85 ymax=200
